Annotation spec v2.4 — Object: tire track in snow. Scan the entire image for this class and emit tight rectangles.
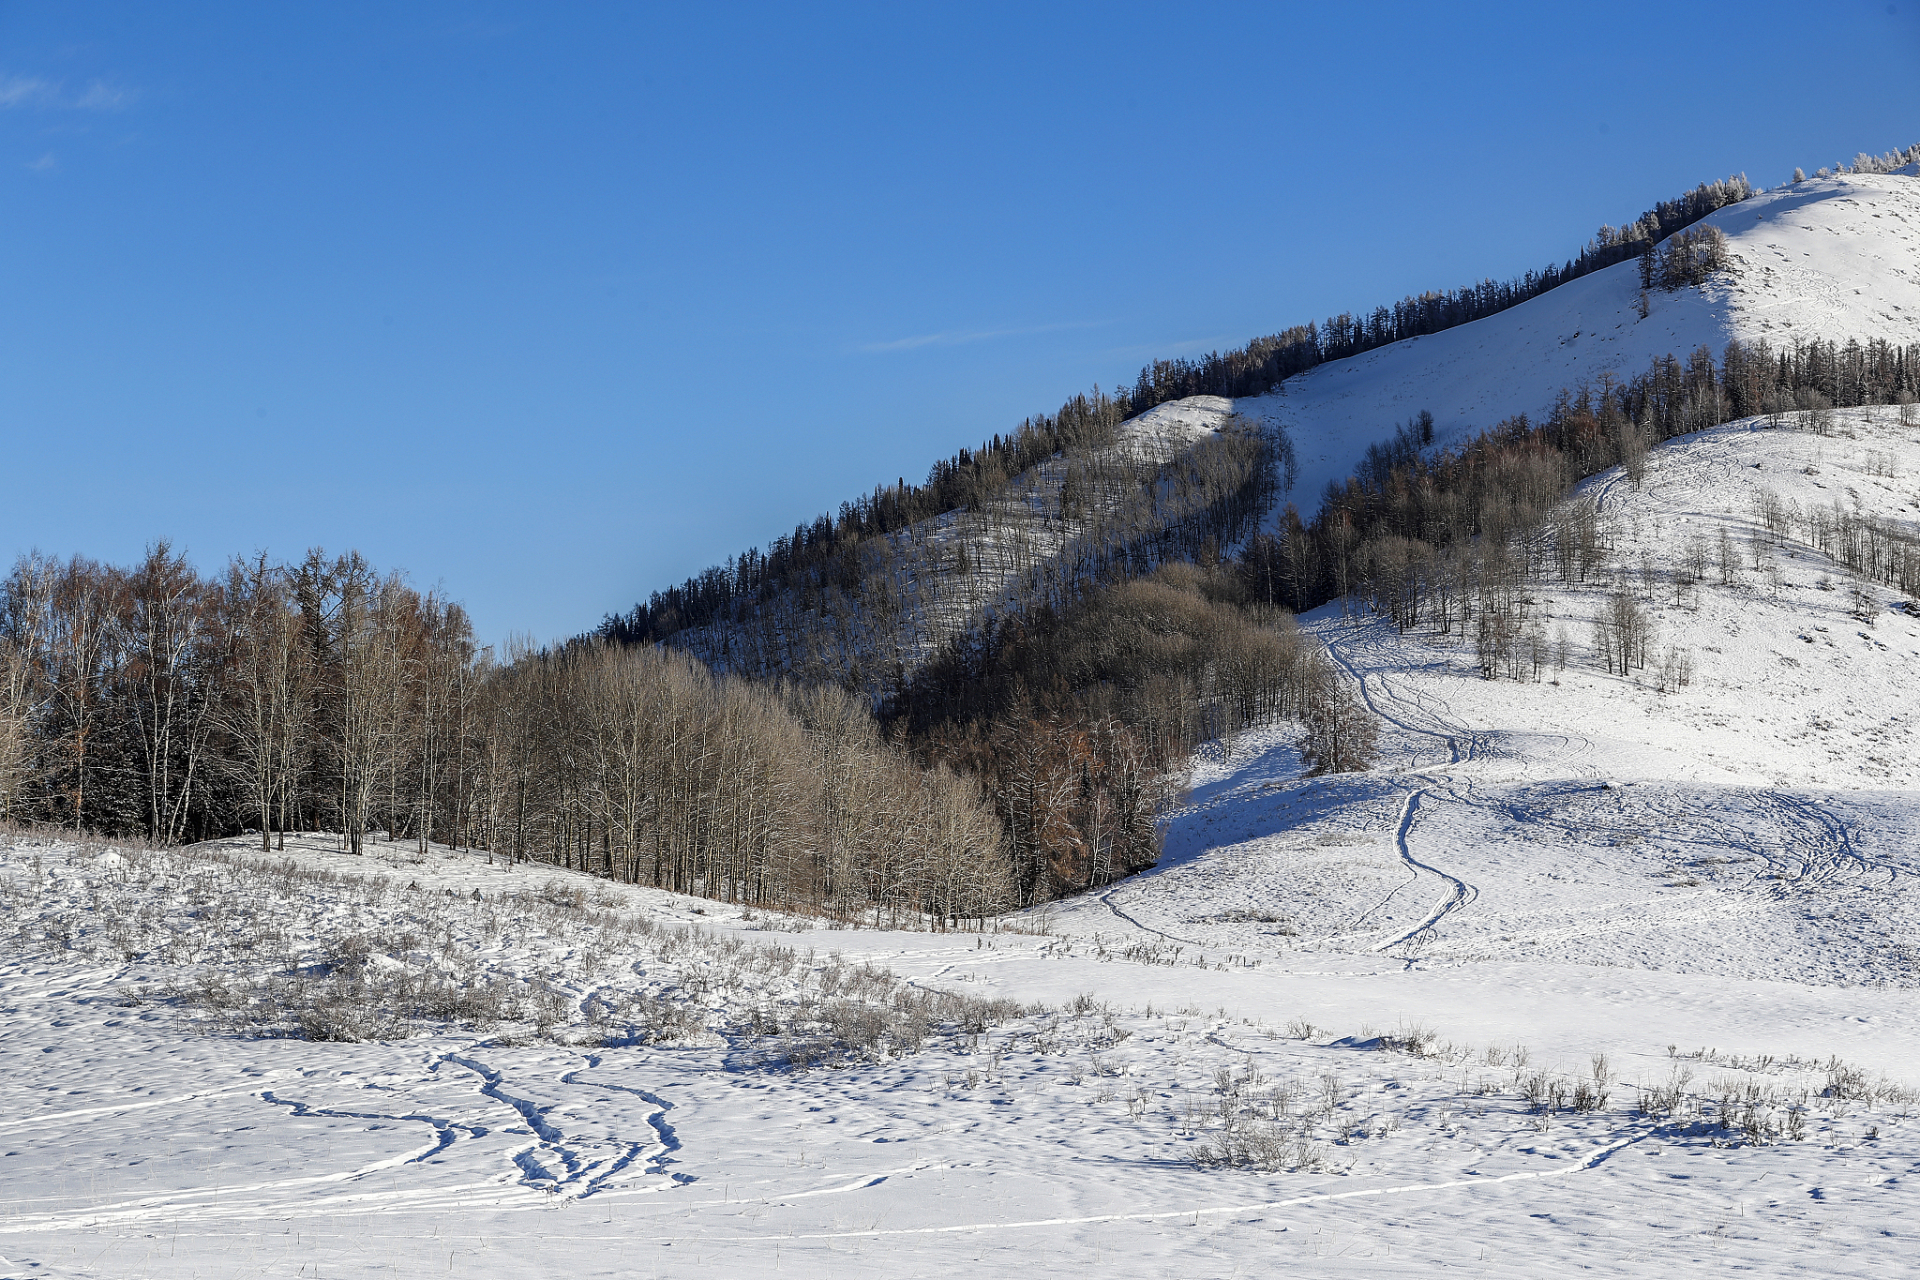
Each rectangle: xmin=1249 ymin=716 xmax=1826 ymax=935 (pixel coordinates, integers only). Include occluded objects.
xmin=0 ymin=1078 xmax=495 ymax=1233
xmin=1096 ymin=885 xmax=1208 ymax=947
xmin=1757 ymin=790 xmax=1886 ymax=890
xmin=0 ymin=1086 xmax=260 ymax=1135
xmin=254 ymin=1089 xmax=470 ymax=1165
xmin=436 ymin=1052 xmax=583 ymax=1191
xmin=1320 ymin=618 xmax=1469 ymax=768
xmin=437 ymin=1052 xmax=688 ymax=1198
xmin=1317 ymin=618 xmax=1485 ymax=949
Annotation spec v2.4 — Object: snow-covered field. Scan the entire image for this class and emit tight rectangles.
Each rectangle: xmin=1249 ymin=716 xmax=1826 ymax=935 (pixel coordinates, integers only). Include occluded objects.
xmin=10 ymin=175 xmax=1920 ymax=1278
xmin=6 ymin=406 xmax=1920 ymax=1278
xmin=5 ymin=826 xmax=1915 ymax=1279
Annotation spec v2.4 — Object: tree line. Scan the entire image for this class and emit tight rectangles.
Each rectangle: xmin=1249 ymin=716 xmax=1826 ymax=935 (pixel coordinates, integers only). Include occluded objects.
xmin=605 ymin=386 xmax=1139 ymax=647
xmin=0 ymin=426 xmax=1351 ymax=920
xmin=1243 ymin=336 xmax=1920 ymax=660
xmin=0 ymin=546 xmax=476 ymax=850
xmin=1797 ymin=142 xmax=1920 ymax=182
xmin=0 ymin=546 xmax=1017 ymax=924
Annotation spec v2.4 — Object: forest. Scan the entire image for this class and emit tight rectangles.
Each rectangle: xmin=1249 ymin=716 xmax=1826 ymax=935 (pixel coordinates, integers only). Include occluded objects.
xmin=0 ymin=401 xmax=1325 ymax=916
xmin=0 ymin=538 xmax=1333 ymax=918
xmin=0 ymin=548 xmax=1019 ymax=923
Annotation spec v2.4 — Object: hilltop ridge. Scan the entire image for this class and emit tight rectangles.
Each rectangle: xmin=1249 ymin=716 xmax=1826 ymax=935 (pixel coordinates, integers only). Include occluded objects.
xmin=1223 ymin=170 xmax=1920 ymax=509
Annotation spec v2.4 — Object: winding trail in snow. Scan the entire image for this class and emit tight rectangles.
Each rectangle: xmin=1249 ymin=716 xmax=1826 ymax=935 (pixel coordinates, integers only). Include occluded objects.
xmin=1315 ymin=617 xmax=1488 ymax=950
xmin=1096 ymin=885 xmax=1207 ymax=948
xmin=559 ymin=1053 xmax=693 ymax=1189
xmin=1367 ymin=788 xmax=1477 ymax=953
xmin=1321 ymin=617 xmax=1468 ymax=768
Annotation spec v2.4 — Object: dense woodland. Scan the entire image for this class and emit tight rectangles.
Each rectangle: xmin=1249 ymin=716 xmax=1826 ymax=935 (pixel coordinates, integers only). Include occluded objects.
xmin=0 ymin=418 xmax=1323 ymax=916
xmin=0 ymin=539 xmax=1339 ymax=916
xmin=887 ymin=561 xmax=1362 ymax=903
xmin=0 ymin=550 xmax=1018 ymax=923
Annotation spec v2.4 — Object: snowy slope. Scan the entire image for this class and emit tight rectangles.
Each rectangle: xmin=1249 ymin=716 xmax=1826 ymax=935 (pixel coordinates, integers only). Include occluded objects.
xmin=668 ymin=171 xmax=1920 ymax=692
xmin=1045 ymin=407 xmax=1920 ymax=984
xmin=664 ymin=393 xmax=1247 ymax=690
xmin=1230 ymin=170 xmax=1920 ymax=513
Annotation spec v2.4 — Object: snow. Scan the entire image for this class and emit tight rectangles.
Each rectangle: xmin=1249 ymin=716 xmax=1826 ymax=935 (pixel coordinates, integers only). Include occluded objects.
xmin=8 ymin=190 xmax=1920 ymax=1278
xmin=9 ymin=400 xmax=1920 ymax=1278
xmin=4 ymin=802 xmax=1917 ymax=1277
xmin=1235 ymin=171 xmax=1920 ymax=515
xmin=7 ymin=821 xmax=1912 ymax=1280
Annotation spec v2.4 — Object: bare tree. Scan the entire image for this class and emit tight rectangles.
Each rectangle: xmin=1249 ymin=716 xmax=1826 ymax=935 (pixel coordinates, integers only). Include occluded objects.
xmin=1594 ymin=591 xmax=1654 ymax=677
xmin=46 ymin=557 xmax=124 ymax=830
xmin=1299 ymin=660 xmax=1377 ymax=775
xmin=126 ymin=541 xmax=218 ymax=844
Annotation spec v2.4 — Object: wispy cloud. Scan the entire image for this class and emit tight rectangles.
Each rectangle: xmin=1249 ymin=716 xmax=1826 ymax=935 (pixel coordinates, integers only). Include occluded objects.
xmin=0 ymin=73 xmax=137 ymax=111
xmin=72 ymin=79 xmax=135 ymax=111
xmin=859 ymin=319 xmax=1108 ymax=354
xmin=26 ymin=152 xmax=56 ymax=172
xmin=0 ymin=75 xmax=57 ymax=108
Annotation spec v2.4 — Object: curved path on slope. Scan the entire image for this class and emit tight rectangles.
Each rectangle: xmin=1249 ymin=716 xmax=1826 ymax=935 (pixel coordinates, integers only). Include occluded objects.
xmin=1316 ymin=616 xmax=1491 ymax=952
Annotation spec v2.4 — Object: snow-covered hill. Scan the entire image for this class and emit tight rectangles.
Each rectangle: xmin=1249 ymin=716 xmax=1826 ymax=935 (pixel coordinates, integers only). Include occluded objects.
xmin=1047 ymin=406 xmax=1920 ymax=981
xmin=664 ymin=173 xmax=1920 ymax=693
xmin=1233 ymin=170 xmax=1920 ymax=510
xmin=664 ymin=392 xmax=1257 ymax=690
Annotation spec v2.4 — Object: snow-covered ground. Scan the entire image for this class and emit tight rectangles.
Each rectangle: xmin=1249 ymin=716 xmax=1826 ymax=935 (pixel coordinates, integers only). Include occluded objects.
xmin=5 ymin=822 xmax=1915 ymax=1279
xmin=6 ymin=408 xmax=1920 ymax=1278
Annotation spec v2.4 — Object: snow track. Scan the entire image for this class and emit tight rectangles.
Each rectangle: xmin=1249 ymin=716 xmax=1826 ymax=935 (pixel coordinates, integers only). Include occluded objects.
xmin=432 ymin=1052 xmax=686 ymax=1199
xmin=1366 ymin=788 xmax=1476 ymax=954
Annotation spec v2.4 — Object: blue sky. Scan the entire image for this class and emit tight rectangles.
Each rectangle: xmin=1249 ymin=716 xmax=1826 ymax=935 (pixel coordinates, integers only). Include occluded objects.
xmin=2 ymin=2 xmax=1915 ymax=646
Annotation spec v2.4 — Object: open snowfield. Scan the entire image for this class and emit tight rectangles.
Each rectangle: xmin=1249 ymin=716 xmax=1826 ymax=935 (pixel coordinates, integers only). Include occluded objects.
xmin=5 ymin=408 xmax=1920 ymax=1278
